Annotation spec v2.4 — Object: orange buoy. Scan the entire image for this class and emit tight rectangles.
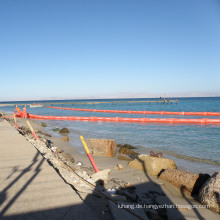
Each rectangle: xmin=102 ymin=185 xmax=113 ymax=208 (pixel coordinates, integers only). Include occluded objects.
xmin=25 ymin=113 xmax=220 ymax=124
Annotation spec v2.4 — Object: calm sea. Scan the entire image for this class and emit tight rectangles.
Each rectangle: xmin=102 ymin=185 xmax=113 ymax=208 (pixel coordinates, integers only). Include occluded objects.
xmin=1 ymin=97 xmax=220 ymax=175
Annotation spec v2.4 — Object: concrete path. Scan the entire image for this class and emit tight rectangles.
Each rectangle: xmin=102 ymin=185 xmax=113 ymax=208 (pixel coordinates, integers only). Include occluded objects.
xmin=0 ymin=119 xmax=99 ymax=220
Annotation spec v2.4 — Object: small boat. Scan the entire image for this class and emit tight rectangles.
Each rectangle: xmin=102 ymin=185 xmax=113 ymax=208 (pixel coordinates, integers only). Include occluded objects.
xmin=30 ymin=103 xmax=43 ymax=108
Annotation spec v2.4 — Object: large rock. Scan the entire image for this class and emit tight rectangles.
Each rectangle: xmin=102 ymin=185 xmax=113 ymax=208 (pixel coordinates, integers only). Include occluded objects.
xmin=158 ymin=168 xmax=210 ymax=196
xmin=199 ymin=172 xmax=220 ymax=213
xmin=59 ymin=128 xmax=69 ymax=135
xmin=86 ymin=139 xmax=116 ymax=157
xmin=128 ymin=154 xmax=176 ymax=176
xmin=119 ymin=146 xmax=139 ymax=156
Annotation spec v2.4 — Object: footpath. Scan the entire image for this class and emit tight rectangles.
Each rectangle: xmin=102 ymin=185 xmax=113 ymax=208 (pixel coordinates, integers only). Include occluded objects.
xmin=0 ymin=118 xmax=99 ymax=220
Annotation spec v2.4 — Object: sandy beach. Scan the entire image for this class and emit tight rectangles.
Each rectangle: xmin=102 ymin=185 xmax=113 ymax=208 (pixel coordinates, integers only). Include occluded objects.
xmin=0 ymin=113 xmax=219 ymax=220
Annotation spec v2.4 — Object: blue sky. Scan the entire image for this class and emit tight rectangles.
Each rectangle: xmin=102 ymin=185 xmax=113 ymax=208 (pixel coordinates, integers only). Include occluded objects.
xmin=0 ymin=0 xmax=220 ymax=101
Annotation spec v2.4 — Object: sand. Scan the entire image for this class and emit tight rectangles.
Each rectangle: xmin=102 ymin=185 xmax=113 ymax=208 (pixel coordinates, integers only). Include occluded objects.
xmin=1 ymin=114 xmax=219 ymax=219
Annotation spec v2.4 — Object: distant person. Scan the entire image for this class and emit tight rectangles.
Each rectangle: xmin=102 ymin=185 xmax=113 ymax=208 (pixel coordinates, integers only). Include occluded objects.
xmin=14 ymin=106 xmax=22 ymax=117
xmin=23 ymin=105 xmax=27 ymax=118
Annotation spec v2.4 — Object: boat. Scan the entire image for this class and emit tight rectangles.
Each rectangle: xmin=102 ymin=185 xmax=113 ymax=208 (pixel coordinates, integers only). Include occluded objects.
xmin=30 ymin=103 xmax=43 ymax=108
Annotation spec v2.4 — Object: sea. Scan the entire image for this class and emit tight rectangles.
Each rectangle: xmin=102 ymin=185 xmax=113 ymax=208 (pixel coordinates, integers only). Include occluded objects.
xmin=1 ymin=97 xmax=220 ymax=175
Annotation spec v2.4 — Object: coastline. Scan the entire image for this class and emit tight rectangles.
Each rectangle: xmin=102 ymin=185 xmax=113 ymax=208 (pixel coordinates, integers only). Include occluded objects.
xmin=1 ymin=113 xmax=220 ymax=218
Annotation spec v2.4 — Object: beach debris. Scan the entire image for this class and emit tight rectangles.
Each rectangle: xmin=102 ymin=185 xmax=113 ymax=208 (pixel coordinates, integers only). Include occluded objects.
xmin=116 ymin=163 xmax=124 ymax=170
xmin=60 ymin=135 xmax=69 ymax=142
xmin=128 ymin=154 xmax=176 ymax=176
xmin=91 ymin=169 xmax=111 ymax=185
xmin=198 ymin=171 xmax=220 ymax=213
xmin=107 ymin=188 xmax=117 ymax=194
xmin=41 ymin=122 xmax=47 ymax=127
xmin=137 ymin=177 xmax=144 ymax=182
xmin=59 ymin=127 xmax=70 ymax=135
xmin=19 ymin=126 xmax=31 ymax=135
xmin=77 ymin=161 xmax=83 ymax=166
xmin=150 ymin=151 xmax=163 ymax=158
xmin=158 ymin=168 xmax=210 ymax=196
xmin=86 ymin=138 xmax=117 ymax=157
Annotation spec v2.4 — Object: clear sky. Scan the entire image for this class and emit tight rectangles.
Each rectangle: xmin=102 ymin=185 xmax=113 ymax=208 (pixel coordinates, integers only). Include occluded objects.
xmin=0 ymin=0 xmax=220 ymax=101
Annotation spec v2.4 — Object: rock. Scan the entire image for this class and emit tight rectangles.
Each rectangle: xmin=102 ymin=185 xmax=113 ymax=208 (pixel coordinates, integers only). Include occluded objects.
xmin=117 ymin=164 xmax=124 ymax=170
xmin=52 ymin=127 xmax=60 ymax=132
xmin=91 ymin=169 xmax=111 ymax=185
xmin=119 ymin=147 xmax=139 ymax=156
xmin=36 ymin=130 xmax=52 ymax=137
xmin=59 ymin=127 xmax=69 ymax=135
xmin=128 ymin=154 xmax=176 ymax=176
xmin=117 ymin=144 xmax=136 ymax=149
xmin=158 ymin=168 xmax=210 ymax=196
xmin=41 ymin=122 xmax=47 ymax=127
xmin=86 ymin=139 xmax=117 ymax=157
xmin=199 ymin=172 xmax=220 ymax=213
xmin=118 ymin=153 xmax=135 ymax=161
xmin=60 ymin=136 xmax=69 ymax=142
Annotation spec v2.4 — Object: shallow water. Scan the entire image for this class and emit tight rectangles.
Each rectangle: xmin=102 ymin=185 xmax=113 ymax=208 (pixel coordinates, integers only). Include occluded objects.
xmin=1 ymin=97 xmax=220 ymax=174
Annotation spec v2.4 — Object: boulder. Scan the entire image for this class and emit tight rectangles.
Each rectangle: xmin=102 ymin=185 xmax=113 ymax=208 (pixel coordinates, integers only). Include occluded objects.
xmin=158 ymin=168 xmax=210 ymax=196
xmin=60 ymin=136 xmax=69 ymax=142
xmin=117 ymin=144 xmax=136 ymax=149
xmin=128 ymin=154 xmax=176 ymax=176
xmin=198 ymin=172 xmax=220 ymax=213
xmin=86 ymin=139 xmax=116 ymax=157
xmin=119 ymin=146 xmax=139 ymax=156
xmin=59 ymin=128 xmax=69 ymax=135
xmin=91 ymin=169 xmax=111 ymax=185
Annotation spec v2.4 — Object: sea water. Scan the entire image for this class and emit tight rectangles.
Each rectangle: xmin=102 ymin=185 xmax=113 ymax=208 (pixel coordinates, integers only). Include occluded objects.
xmin=1 ymin=97 xmax=220 ymax=175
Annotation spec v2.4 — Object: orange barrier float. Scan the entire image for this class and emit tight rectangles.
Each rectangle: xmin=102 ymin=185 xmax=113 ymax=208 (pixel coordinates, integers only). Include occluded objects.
xmin=45 ymin=106 xmax=220 ymax=116
xmin=25 ymin=113 xmax=220 ymax=124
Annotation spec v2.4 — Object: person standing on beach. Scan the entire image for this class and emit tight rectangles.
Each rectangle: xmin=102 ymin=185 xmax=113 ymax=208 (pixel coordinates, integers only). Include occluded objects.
xmin=23 ymin=105 xmax=27 ymax=118
xmin=14 ymin=106 xmax=23 ymax=117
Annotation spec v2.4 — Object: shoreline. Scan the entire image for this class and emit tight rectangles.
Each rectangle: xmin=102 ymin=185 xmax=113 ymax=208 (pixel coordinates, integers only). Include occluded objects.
xmin=1 ymin=110 xmax=219 ymax=175
xmin=1 ymin=114 xmax=220 ymax=218
xmin=42 ymin=121 xmax=220 ymax=176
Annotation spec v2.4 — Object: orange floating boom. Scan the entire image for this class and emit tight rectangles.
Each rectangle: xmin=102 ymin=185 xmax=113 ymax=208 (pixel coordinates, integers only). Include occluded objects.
xmin=46 ymin=106 xmax=220 ymax=117
xmin=25 ymin=113 xmax=220 ymax=124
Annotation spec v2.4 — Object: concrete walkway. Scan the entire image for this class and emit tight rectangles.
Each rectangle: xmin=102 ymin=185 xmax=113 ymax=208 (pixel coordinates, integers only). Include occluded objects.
xmin=0 ymin=119 xmax=99 ymax=220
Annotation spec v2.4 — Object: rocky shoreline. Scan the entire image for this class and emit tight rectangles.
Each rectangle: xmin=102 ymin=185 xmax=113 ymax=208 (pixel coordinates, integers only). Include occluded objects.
xmin=1 ymin=114 xmax=220 ymax=219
